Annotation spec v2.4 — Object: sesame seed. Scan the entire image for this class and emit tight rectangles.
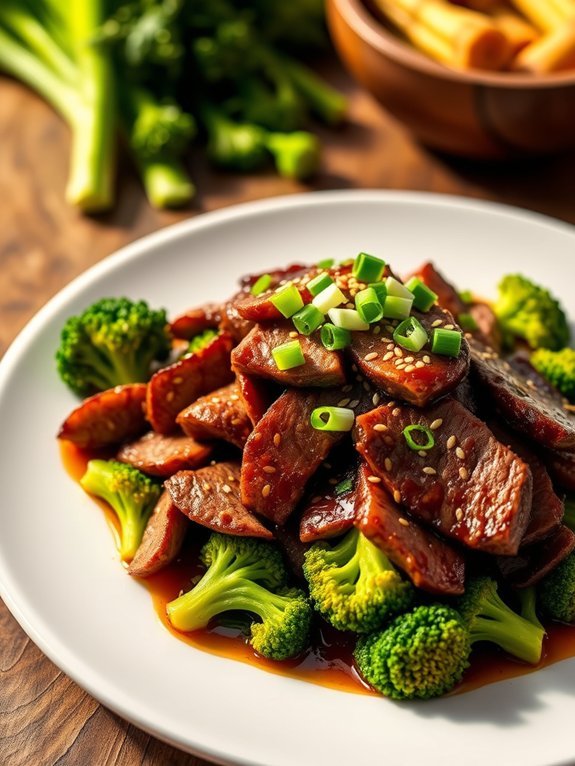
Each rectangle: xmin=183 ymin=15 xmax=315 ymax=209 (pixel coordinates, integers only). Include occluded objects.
xmin=404 ymin=356 xmax=414 ymax=364
xmin=372 ymin=393 xmax=381 ymax=406
xmin=254 ymin=433 xmax=263 ymax=442
xmin=423 ymin=355 xmax=431 ymax=364
xmin=337 ymin=397 xmax=351 ymax=407
xmin=393 ymin=490 xmax=402 ymax=503
xmin=456 ymin=447 xmax=466 ymax=460
xmin=349 ymin=399 xmax=360 ymax=408
xmin=324 ymin=462 xmax=333 ymax=469
xmin=386 ymin=325 xmax=395 ymax=334
xmin=166 ymin=391 xmax=175 ymax=402
xmin=384 ymin=458 xmax=392 ymax=471
xmin=273 ymin=433 xmax=281 ymax=447
xmin=346 ymin=302 xmax=354 ymax=309
xmin=230 ymin=394 xmax=240 ymax=401
xmin=372 ymin=326 xmax=381 ymax=335
xmin=392 ymin=407 xmax=401 ymax=416
xmin=444 ymin=324 xmax=455 ymax=330
xmin=383 ymin=352 xmax=394 ymax=361
xmin=289 ymin=331 xmax=299 ymax=338
xmin=418 ymin=450 xmax=428 ymax=458
xmin=363 ymin=381 xmax=371 ymax=392
xmin=415 ymin=361 xmax=425 ymax=369
xmin=388 ymin=401 xmax=396 ymax=408
xmin=423 ymin=467 xmax=437 ymax=475
xmin=394 ymin=347 xmax=404 ymax=358
xmin=430 ymin=419 xmax=443 ymax=430
xmin=311 ymin=496 xmax=322 ymax=503
xmin=432 ymin=319 xmax=443 ymax=328
xmin=212 ymin=397 xmax=221 ymax=404
xmin=202 ymin=482 xmax=211 ymax=491
xmin=455 ymin=508 xmax=464 ymax=521
xmin=355 ymin=374 xmax=364 ymax=382
xmin=262 ymin=484 xmax=271 ymax=498
xmin=350 ymin=289 xmax=358 ymax=297
xmin=459 ymin=467 xmax=469 ymax=480
xmin=173 ymin=376 xmax=183 ymax=385
xmin=263 ymin=466 xmax=276 ymax=474
xmin=342 ymin=384 xmax=353 ymax=393
xmin=447 ymin=435 xmax=457 ymax=449
xmin=404 ymin=364 xmax=415 ymax=373
xmin=373 ymin=423 xmax=388 ymax=432
xmin=228 ymin=475 xmax=236 ymax=482
xmin=387 ymin=343 xmax=395 ymax=350
xmin=222 ymin=484 xmax=232 ymax=494
xmin=385 ymin=436 xmax=395 ymax=446
xmin=365 ymin=352 xmax=378 ymax=361
xmin=399 ymin=518 xmax=409 ymax=527
xmin=367 ymin=475 xmax=381 ymax=484
xmin=351 ymin=364 xmax=358 ymax=372
xmin=394 ymin=358 xmax=404 ymax=367
xmin=396 ymin=363 xmax=406 ymax=370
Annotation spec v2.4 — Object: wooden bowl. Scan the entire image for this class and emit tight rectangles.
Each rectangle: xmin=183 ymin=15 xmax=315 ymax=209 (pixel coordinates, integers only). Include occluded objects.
xmin=327 ymin=0 xmax=575 ymax=158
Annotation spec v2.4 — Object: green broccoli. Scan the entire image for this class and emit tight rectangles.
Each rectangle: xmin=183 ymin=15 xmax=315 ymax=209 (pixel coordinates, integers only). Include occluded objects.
xmin=531 ymin=348 xmax=575 ymax=402
xmin=56 ymin=297 xmax=171 ymax=396
xmin=166 ymin=533 xmax=312 ymax=660
xmin=186 ymin=328 xmax=219 ymax=355
xmin=457 ymin=577 xmax=544 ymax=665
xmin=539 ymin=552 xmax=575 ymax=624
xmin=564 ymin=496 xmax=575 ymax=531
xmin=519 ymin=586 xmax=545 ymax=632
xmin=494 ymin=274 xmax=570 ymax=351
xmin=354 ymin=604 xmax=471 ymax=700
xmin=302 ymin=527 xmax=414 ymax=634
xmin=80 ymin=459 xmax=161 ymax=562
xmin=266 ymin=131 xmax=320 ymax=180
xmin=201 ymin=104 xmax=268 ymax=171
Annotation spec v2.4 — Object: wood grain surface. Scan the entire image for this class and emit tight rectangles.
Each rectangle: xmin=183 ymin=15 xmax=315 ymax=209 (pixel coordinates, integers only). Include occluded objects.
xmin=0 ymin=60 xmax=574 ymax=766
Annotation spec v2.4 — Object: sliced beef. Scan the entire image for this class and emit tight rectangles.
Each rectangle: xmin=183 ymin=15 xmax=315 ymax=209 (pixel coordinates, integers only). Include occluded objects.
xmin=470 ymin=340 xmax=575 ymax=451
xmin=233 ymin=265 xmax=314 ymax=323
xmin=170 ymin=304 xmax=222 ymax=339
xmin=543 ymin=448 xmax=575 ymax=491
xmin=453 ymin=377 xmax=481 ymax=416
xmin=219 ymin=297 xmax=255 ymax=343
xmin=348 ymin=304 xmax=470 ymax=406
xmin=497 ymin=525 xmax=575 ymax=588
xmin=274 ymin=521 xmax=309 ymax=580
xmin=241 ymin=384 xmax=372 ymax=525
xmin=146 ymin=332 xmax=234 ymax=434
xmin=355 ymin=465 xmax=465 ymax=595
xmin=57 ymin=384 xmax=147 ymax=449
xmin=408 ymin=262 xmax=467 ymax=318
xmin=232 ymin=323 xmax=346 ymax=388
xmin=116 ymin=430 xmax=212 ymax=477
xmin=355 ymin=398 xmax=533 ymax=556
xmin=165 ymin=462 xmax=272 ymax=539
xmin=299 ymin=469 xmax=357 ymax=543
xmin=235 ymin=371 xmax=277 ymax=426
xmin=469 ymin=302 xmax=502 ymax=352
xmin=176 ymin=382 xmax=252 ymax=449
xmin=127 ymin=491 xmax=188 ymax=577
xmin=488 ymin=422 xmax=564 ymax=546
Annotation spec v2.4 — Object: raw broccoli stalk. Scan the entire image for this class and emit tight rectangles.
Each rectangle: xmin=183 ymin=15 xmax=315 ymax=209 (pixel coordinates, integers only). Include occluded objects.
xmin=531 ymin=348 xmax=575 ymax=402
xmin=494 ymin=274 xmax=570 ymax=351
xmin=303 ymin=527 xmax=414 ymax=634
xmin=519 ymin=586 xmax=545 ymax=632
xmin=167 ymin=533 xmax=312 ymax=660
xmin=80 ymin=460 xmax=161 ymax=562
xmin=56 ymin=297 xmax=171 ymax=396
xmin=354 ymin=604 xmax=471 ymax=700
xmin=539 ymin=552 xmax=575 ymax=624
xmin=457 ymin=577 xmax=544 ymax=665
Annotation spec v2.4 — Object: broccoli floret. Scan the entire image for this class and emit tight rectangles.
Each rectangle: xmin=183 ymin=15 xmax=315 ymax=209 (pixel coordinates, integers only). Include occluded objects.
xmin=494 ymin=274 xmax=570 ymax=351
xmin=354 ymin=604 xmax=470 ymax=700
xmin=539 ymin=552 xmax=575 ymax=624
xmin=302 ymin=528 xmax=414 ymax=634
xmin=457 ymin=577 xmax=544 ymax=664
xmin=531 ymin=348 xmax=575 ymax=402
xmin=266 ymin=131 xmax=320 ymax=180
xmin=166 ymin=533 xmax=312 ymax=660
xmin=201 ymin=104 xmax=268 ymax=171
xmin=80 ymin=459 xmax=161 ymax=562
xmin=56 ymin=297 xmax=170 ymax=396
xmin=186 ymin=328 xmax=219 ymax=355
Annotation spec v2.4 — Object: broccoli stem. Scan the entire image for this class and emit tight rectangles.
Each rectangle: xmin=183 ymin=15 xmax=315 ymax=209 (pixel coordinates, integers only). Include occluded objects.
xmin=265 ymin=131 xmax=320 ymax=180
xmin=275 ymin=54 xmax=347 ymax=126
xmin=470 ymin=593 xmax=544 ymax=664
xmin=519 ymin=587 xmax=545 ymax=632
xmin=138 ymin=159 xmax=196 ymax=208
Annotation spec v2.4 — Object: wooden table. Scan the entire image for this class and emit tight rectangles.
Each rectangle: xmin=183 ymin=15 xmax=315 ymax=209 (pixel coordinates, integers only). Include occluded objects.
xmin=1 ymin=61 xmax=574 ymax=766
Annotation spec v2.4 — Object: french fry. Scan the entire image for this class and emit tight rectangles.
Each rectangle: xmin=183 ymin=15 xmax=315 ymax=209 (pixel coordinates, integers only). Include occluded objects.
xmin=373 ymin=0 xmax=512 ymax=69
xmin=489 ymin=5 xmax=540 ymax=54
xmin=512 ymin=18 xmax=575 ymax=70
xmin=509 ymin=0 xmax=575 ymax=31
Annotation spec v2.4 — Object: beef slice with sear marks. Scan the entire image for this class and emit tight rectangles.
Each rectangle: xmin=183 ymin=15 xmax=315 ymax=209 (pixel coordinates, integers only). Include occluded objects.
xmin=165 ymin=462 xmax=272 ymax=539
xmin=407 ymin=261 xmax=467 ymax=318
xmin=128 ymin=490 xmax=189 ymax=577
xmin=299 ymin=465 xmax=358 ymax=543
xmin=497 ymin=525 xmax=575 ymax=588
xmin=470 ymin=340 xmax=575 ymax=451
xmin=235 ymin=371 xmax=277 ymax=426
xmin=232 ymin=323 xmax=346 ymax=388
xmin=355 ymin=398 xmax=533 ymax=556
xmin=543 ymin=448 xmax=575 ymax=491
xmin=116 ymin=430 xmax=212 ymax=477
xmin=170 ymin=304 xmax=222 ymax=339
xmin=355 ymin=464 xmax=465 ymax=595
xmin=233 ymin=264 xmax=314 ymax=322
xmin=177 ymin=382 xmax=252 ymax=448
xmin=348 ymin=304 xmax=469 ymax=406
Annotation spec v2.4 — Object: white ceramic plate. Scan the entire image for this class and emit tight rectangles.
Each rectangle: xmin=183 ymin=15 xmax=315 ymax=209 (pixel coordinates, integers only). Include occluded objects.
xmin=1 ymin=191 xmax=574 ymax=766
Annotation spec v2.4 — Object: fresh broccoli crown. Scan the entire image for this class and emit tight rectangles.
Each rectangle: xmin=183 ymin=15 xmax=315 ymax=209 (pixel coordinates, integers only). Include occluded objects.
xmin=539 ymin=552 xmax=575 ymax=624
xmin=131 ymin=100 xmax=196 ymax=159
xmin=80 ymin=459 xmax=160 ymax=562
xmin=207 ymin=116 xmax=268 ymax=171
xmin=56 ymin=297 xmax=171 ymax=396
xmin=457 ymin=577 xmax=544 ymax=665
xmin=355 ymin=604 xmax=470 ymax=700
xmin=303 ymin=528 xmax=414 ymax=634
xmin=494 ymin=274 xmax=570 ymax=351
xmin=531 ymin=348 xmax=575 ymax=402
xmin=266 ymin=131 xmax=320 ymax=180
xmin=167 ymin=533 xmax=312 ymax=660
xmin=186 ymin=328 xmax=219 ymax=355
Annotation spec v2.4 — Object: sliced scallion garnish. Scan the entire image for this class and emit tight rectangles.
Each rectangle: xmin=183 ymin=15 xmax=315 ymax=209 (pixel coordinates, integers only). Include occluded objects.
xmin=393 ymin=316 xmax=428 ymax=353
xmin=272 ymin=340 xmax=305 ymax=370
xmin=355 ymin=287 xmax=384 ymax=324
xmin=312 ymin=283 xmax=346 ymax=314
xmin=382 ymin=295 xmax=413 ymax=320
xmin=385 ymin=276 xmax=414 ymax=300
xmin=316 ymin=258 xmax=335 ymax=269
xmin=369 ymin=281 xmax=387 ymax=304
xmin=271 ymin=284 xmax=304 ymax=318
xmin=458 ymin=313 xmax=478 ymax=332
xmin=310 ymin=406 xmax=355 ymax=432
xmin=320 ymin=323 xmax=351 ymax=350
xmin=307 ymin=272 xmax=334 ymax=297
xmin=352 ymin=252 xmax=386 ymax=283
xmin=404 ymin=277 xmax=438 ymax=312
xmin=432 ymin=328 xmax=462 ymax=357
xmin=251 ymin=274 xmax=272 ymax=296
xmin=403 ymin=424 xmax=435 ymax=451
xmin=335 ymin=477 xmax=353 ymax=495
xmin=292 ymin=304 xmax=324 ymax=336
xmin=328 ymin=307 xmax=369 ymax=331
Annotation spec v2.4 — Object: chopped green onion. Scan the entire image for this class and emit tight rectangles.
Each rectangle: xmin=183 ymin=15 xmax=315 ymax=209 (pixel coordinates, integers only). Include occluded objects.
xmin=382 ymin=295 xmax=413 ymax=320
xmin=352 ymin=252 xmax=386 ymax=283
xmin=271 ymin=284 xmax=304 ymax=318
xmin=369 ymin=282 xmax=388 ymax=303
xmin=292 ymin=304 xmax=324 ymax=336
xmin=272 ymin=340 xmax=305 ymax=370
xmin=321 ymin=323 xmax=351 ymax=350
xmin=355 ymin=287 xmax=384 ymax=324
xmin=335 ymin=477 xmax=353 ymax=495
xmin=312 ymin=283 xmax=346 ymax=313
xmin=316 ymin=258 xmax=334 ymax=269
xmin=310 ymin=406 xmax=355 ymax=432
xmin=432 ymin=328 xmax=462 ymax=357
xmin=386 ymin=276 xmax=414 ymax=300
xmin=307 ymin=272 xmax=334 ymax=297
xmin=458 ymin=312 xmax=478 ymax=332
xmin=403 ymin=424 xmax=435 ymax=451
xmin=393 ymin=317 xmax=428 ymax=353
xmin=251 ymin=274 xmax=272 ymax=296
xmin=404 ymin=277 xmax=438 ymax=312
xmin=459 ymin=290 xmax=474 ymax=305
xmin=328 ymin=308 xmax=369 ymax=331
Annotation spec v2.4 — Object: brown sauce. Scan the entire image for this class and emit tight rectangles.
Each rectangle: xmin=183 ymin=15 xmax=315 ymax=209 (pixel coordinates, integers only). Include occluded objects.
xmin=60 ymin=440 xmax=575 ymax=698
